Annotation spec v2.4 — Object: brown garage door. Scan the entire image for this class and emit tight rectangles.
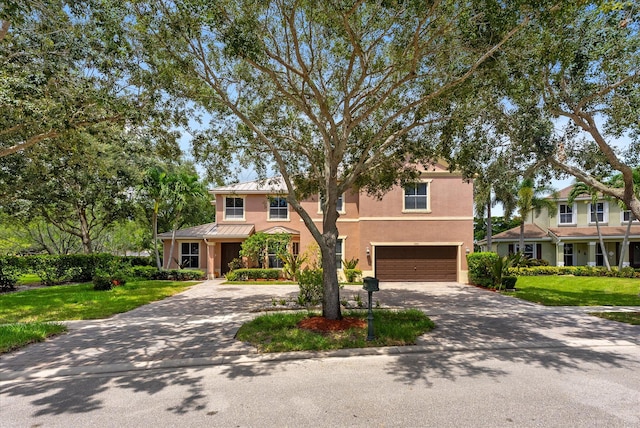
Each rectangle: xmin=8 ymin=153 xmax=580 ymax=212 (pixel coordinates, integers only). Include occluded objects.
xmin=375 ymin=246 xmax=457 ymax=281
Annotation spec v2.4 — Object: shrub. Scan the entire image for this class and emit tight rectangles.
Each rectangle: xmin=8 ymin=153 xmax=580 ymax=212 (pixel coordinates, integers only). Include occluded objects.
xmin=467 ymin=252 xmax=498 ymax=288
xmin=0 ymin=257 xmax=20 ymax=291
xmin=130 ymin=266 xmax=159 ymax=280
xmin=92 ymin=274 xmax=114 ymax=291
xmin=280 ymin=252 xmax=306 ymax=281
xmin=225 ymin=271 xmax=239 ymax=281
xmin=226 ymin=268 xmax=281 ymax=281
xmin=344 ymin=268 xmax=362 ymax=283
xmin=297 ymin=268 xmax=323 ymax=306
xmin=502 ymin=276 xmax=517 ymax=289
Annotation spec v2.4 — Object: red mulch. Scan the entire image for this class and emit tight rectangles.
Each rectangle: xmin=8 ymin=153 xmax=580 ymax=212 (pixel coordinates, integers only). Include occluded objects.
xmin=297 ymin=316 xmax=366 ymax=332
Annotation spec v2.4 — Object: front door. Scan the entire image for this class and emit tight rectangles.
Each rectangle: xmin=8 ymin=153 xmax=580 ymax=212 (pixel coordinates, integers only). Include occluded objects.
xmin=221 ymin=242 xmax=242 ymax=275
xmin=630 ymin=242 xmax=640 ymax=268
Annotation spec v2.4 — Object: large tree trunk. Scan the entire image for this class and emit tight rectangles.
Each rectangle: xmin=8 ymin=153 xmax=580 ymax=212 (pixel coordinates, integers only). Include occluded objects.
xmin=77 ymin=207 xmax=93 ymax=254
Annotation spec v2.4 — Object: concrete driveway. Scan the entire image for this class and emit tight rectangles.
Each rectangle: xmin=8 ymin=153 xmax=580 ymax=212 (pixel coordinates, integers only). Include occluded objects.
xmin=1 ymin=280 xmax=639 ymax=427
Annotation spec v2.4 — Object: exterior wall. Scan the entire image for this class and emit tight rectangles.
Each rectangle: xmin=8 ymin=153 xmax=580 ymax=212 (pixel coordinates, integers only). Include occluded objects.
xmin=194 ymin=169 xmax=474 ymax=281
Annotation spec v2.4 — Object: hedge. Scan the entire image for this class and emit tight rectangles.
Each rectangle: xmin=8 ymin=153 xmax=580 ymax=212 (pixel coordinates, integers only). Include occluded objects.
xmin=508 ymin=265 xmax=639 ymax=278
xmin=467 ymin=252 xmax=499 ymax=288
xmin=225 ymin=268 xmax=282 ymax=281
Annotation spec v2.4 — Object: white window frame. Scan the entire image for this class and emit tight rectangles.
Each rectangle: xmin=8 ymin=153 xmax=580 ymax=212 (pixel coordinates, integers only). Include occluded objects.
xmin=558 ymin=203 xmax=577 ymax=225
xmin=318 ymin=193 xmax=345 ymax=214
xmin=402 ymin=180 xmax=431 ymax=213
xmin=268 ymin=196 xmax=289 ymax=221
xmin=588 ymin=202 xmax=608 ymax=224
xmin=335 ymin=237 xmax=345 ymax=270
xmin=621 ymin=210 xmax=639 ymax=224
xmin=224 ymin=196 xmax=245 ymax=221
xmin=180 ymin=242 xmax=200 ymax=268
xmin=514 ymin=243 xmax=536 ymax=259
xmin=563 ymin=243 xmax=574 ymax=267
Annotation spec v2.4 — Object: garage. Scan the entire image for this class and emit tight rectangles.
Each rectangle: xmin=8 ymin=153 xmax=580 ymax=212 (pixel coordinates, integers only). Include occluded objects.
xmin=375 ymin=246 xmax=458 ymax=282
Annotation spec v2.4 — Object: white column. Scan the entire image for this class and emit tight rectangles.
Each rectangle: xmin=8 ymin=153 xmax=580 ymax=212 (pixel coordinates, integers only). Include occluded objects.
xmin=587 ymin=242 xmax=596 ymax=267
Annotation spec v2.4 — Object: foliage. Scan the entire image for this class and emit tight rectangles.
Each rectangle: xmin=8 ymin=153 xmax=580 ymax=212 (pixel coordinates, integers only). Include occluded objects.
xmin=235 ymin=309 xmax=435 ymax=353
xmin=224 ymin=268 xmax=281 ymax=281
xmin=467 ymin=252 xmax=499 ymax=288
xmin=227 ymin=257 xmax=244 ymax=271
xmin=343 ymin=269 xmax=363 ymax=284
xmin=0 ymin=256 xmax=20 ymax=291
xmin=296 ymin=268 xmax=324 ymax=306
xmin=474 ymin=216 xmax=521 ymax=244
xmin=491 ymin=253 xmax=524 ymax=290
xmin=501 ymin=276 xmax=518 ymax=290
xmin=343 ymin=258 xmax=359 ymax=270
xmin=240 ymin=232 xmax=290 ymax=268
xmin=122 ymin=0 xmax=556 ymax=320
xmin=0 ymin=280 xmax=198 ymax=323
xmin=511 ymin=276 xmax=640 ymax=306
xmin=0 ymin=322 xmax=67 ymax=354
xmin=509 ymin=266 xmax=640 ymax=278
xmin=279 ymin=252 xmax=306 ymax=281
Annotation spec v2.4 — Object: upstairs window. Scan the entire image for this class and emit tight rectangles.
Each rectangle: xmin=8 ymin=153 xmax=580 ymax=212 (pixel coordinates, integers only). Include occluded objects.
xmin=589 ymin=202 xmax=608 ymax=224
xmin=319 ymin=194 xmax=344 ymax=213
xmin=269 ymin=197 xmax=289 ymax=220
xmin=558 ymin=203 xmax=575 ymax=225
xmin=404 ymin=182 xmax=429 ymax=211
xmin=224 ymin=197 xmax=244 ymax=220
xmin=622 ymin=210 xmax=639 ymax=223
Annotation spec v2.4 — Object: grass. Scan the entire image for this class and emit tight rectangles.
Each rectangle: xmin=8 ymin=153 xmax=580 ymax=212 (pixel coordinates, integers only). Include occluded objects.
xmin=512 ymin=276 xmax=640 ymax=306
xmin=223 ymin=280 xmax=297 ymax=285
xmin=236 ymin=309 xmax=435 ymax=352
xmin=0 ymin=322 xmax=67 ymax=353
xmin=589 ymin=312 xmax=640 ymax=325
xmin=0 ymin=280 xmax=198 ymax=324
xmin=17 ymin=274 xmax=42 ymax=285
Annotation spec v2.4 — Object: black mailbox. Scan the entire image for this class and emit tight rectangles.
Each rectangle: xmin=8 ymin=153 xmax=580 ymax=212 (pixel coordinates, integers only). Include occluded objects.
xmin=363 ymin=276 xmax=379 ymax=292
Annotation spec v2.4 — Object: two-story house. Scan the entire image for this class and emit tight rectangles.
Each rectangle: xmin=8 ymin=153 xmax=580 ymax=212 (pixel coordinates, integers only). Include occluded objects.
xmin=484 ymin=185 xmax=640 ymax=267
xmin=159 ymin=164 xmax=474 ymax=282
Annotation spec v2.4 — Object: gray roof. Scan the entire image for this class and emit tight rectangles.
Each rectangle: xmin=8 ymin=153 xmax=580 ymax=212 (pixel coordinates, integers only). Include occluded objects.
xmin=158 ymin=223 xmax=255 ymax=239
xmin=210 ymin=176 xmax=288 ymax=195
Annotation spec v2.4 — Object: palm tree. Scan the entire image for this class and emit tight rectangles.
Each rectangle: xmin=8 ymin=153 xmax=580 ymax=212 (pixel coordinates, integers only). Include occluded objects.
xmin=568 ymin=182 xmax=611 ymax=270
xmin=473 ymin=159 xmax=517 ymax=251
xmin=516 ymin=178 xmax=558 ymax=255
xmin=608 ymin=168 xmax=640 ymax=270
xmin=142 ymin=167 xmax=169 ymax=270
xmin=164 ymin=172 xmax=206 ymax=269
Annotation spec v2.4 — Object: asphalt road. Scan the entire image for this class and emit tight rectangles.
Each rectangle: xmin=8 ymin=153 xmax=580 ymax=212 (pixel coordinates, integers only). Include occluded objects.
xmin=1 ymin=281 xmax=639 ymax=427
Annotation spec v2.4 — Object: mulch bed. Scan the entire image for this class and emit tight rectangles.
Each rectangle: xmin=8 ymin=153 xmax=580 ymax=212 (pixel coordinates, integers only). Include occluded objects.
xmin=297 ymin=316 xmax=366 ymax=332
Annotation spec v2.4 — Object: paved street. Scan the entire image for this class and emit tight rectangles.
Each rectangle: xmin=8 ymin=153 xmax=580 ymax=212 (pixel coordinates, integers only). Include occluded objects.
xmin=1 ymin=280 xmax=639 ymax=427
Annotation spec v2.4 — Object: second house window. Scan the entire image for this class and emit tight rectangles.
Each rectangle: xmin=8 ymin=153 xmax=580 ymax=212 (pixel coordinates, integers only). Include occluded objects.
xmin=225 ymin=197 xmax=244 ymax=219
xmin=269 ymin=197 xmax=288 ymax=220
xmin=404 ymin=183 xmax=428 ymax=211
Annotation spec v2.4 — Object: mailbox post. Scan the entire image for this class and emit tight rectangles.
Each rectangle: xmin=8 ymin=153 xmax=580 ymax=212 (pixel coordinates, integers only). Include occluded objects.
xmin=362 ymin=277 xmax=379 ymax=341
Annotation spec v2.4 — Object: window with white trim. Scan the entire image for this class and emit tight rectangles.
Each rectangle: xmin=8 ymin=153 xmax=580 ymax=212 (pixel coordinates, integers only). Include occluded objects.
xmin=563 ymin=243 xmax=574 ymax=267
xmin=558 ymin=203 xmax=576 ymax=225
xmin=335 ymin=239 xmax=343 ymax=269
xmin=622 ymin=210 xmax=639 ymax=223
xmin=180 ymin=242 xmax=199 ymax=268
xmin=514 ymin=243 xmax=536 ymax=259
xmin=268 ymin=197 xmax=289 ymax=220
xmin=224 ymin=197 xmax=244 ymax=220
xmin=403 ymin=182 xmax=429 ymax=211
xmin=319 ymin=194 xmax=345 ymax=214
xmin=589 ymin=202 xmax=608 ymax=224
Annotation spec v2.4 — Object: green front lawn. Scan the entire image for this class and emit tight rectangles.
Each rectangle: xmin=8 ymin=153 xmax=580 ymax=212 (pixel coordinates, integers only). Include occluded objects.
xmin=0 ymin=322 xmax=67 ymax=353
xmin=513 ymin=276 xmax=640 ymax=306
xmin=589 ymin=312 xmax=640 ymax=325
xmin=0 ymin=280 xmax=198 ymax=324
xmin=236 ymin=309 xmax=435 ymax=352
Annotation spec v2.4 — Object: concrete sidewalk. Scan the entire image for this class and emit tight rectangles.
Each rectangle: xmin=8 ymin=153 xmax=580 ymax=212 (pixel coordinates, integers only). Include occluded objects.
xmin=1 ymin=280 xmax=639 ymax=382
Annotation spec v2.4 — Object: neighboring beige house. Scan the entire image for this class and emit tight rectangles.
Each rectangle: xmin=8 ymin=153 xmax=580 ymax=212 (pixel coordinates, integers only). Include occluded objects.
xmin=159 ymin=164 xmax=474 ymax=282
xmin=482 ymin=185 xmax=640 ymax=268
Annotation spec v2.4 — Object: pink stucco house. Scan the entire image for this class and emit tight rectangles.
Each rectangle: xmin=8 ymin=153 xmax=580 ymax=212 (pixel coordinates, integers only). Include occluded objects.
xmin=159 ymin=164 xmax=474 ymax=282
